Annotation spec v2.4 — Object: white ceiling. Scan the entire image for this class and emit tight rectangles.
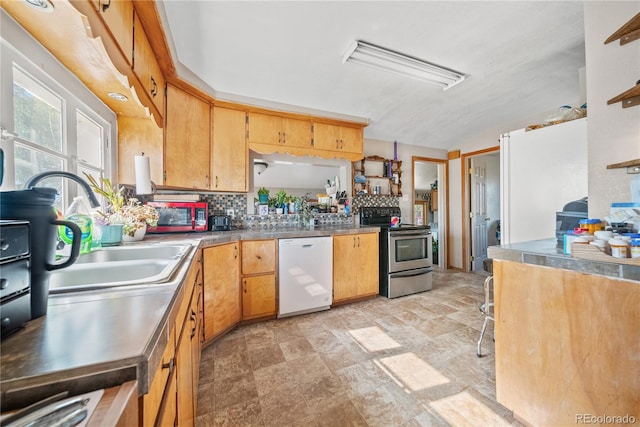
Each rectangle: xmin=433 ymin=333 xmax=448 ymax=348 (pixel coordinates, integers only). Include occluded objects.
xmin=158 ymin=1 xmax=586 ymax=151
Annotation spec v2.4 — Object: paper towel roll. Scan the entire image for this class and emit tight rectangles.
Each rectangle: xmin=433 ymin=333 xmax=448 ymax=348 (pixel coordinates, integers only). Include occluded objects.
xmin=135 ymin=155 xmax=152 ymax=195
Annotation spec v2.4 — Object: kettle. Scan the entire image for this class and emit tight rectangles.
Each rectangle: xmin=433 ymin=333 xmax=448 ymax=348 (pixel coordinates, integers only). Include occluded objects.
xmin=0 ymin=171 xmax=101 ymax=319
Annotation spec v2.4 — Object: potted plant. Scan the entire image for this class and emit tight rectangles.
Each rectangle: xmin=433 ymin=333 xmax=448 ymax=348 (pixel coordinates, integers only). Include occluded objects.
xmin=117 ymin=198 xmax=159 ymax=241
xmin=257 ymin=187 xmax=270 ymax=204
xmin=84 ymin=173 xmax=159 ymax=243
xmin=275 ymin=189 xmax=288 ymax=214
xmin=84 ymin=173 xmax=126 ymax=246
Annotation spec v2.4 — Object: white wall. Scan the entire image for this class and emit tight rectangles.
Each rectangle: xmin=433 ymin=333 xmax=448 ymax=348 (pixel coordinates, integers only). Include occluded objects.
xmin=584 ymin=2 xmax=640 ymax=219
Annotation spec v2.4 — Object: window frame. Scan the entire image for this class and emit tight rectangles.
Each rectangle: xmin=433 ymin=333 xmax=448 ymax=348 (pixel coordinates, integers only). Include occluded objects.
xmin=0 ymin=9 xmax=117 ymax=208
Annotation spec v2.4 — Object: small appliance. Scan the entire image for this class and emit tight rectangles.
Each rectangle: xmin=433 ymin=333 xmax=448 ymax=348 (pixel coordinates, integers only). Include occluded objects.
xmin=209 ymin=215 xmax=232 ymax=231
xmin=146 ymin=201 xmax=208 ymax=233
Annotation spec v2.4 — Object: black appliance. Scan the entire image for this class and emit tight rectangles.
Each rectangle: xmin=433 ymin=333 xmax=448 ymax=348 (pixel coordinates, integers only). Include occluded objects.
xmin=1 ymin=220 xmax=31 ymax=338
xmin=555 ymin=196 xmax=588 ymax=248
xmin=359 ymin=207 xmax=433 ymax=298
xmin=0 ymin=171 xmax=98 ymax=319
xmin=209 ymin=215 xmax=232 ymax=231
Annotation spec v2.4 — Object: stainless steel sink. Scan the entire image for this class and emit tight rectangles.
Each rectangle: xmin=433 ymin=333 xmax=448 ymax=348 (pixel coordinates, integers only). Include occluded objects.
xmin=49 ymin=243 xmax=193 ymax=293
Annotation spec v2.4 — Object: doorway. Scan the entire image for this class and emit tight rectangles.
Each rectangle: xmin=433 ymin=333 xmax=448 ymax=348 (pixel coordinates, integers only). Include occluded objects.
xmin=412 ymin=156 xmax=447 ymax=269
xmin=462 ymin=147 xmax=500 ymax=273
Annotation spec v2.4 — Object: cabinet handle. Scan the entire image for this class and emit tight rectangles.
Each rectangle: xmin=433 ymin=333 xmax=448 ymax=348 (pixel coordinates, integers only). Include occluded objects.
xmin=278 ymin=131 xmax=282 ymax=144
xmin=358 ymin=236 xmax=361 ymax=247
xmin=282 ymin=132 xmax=286 ymax=144
xmin=234 ymin=245 xmax=238 ymax=259
xmin=340 ymin=139 xmax=344 ymax=150
xmin=150 ymin=77 xmax=157 ymax=98
xmin=243 ymin=279 xmax=247 ymax=294
xmin=215 ymin=176 xmax=219 ymax=188
xmin=162 ymin=357 xmax=174 ymax=372
xmin=100 ymin=0 xmax=111 ymax=12
xmin=353 ymin=237 xmax=356 ymax=248
xmin=190 ymin=309 xmax=197 ymax=338
xmin=256 ymin=255 xmax=262 ymax=260
xmin=336 ymin=139 xmax=340 ymax=149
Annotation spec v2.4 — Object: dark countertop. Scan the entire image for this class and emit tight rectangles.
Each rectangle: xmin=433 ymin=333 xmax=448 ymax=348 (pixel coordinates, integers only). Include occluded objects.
xmin=487 ymin=238 xmax=640 ymax=281
xmin=0 ymin=224 xmax=379 ymax=411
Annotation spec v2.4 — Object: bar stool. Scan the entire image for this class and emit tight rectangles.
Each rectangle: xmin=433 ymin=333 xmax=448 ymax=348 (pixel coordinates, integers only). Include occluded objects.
xmin=477 ymin=258 xmax=494 ymax=357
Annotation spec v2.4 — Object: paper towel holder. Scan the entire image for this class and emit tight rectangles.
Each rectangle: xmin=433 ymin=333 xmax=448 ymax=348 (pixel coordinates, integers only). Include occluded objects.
xmin=135 ymin=152 xmax=156 ymax=195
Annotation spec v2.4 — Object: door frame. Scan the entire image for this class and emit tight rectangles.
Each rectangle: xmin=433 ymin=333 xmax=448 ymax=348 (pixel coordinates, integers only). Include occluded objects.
xmin=461 ymin=146 xmax=499 ymax=273
xmin=412 ymin=156 xmax=448 ymax=269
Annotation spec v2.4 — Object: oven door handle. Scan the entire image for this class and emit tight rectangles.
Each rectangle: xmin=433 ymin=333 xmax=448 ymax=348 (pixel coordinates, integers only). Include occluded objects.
xmin=390 ymin=232 xmax=431 ymax=238
xmin=390 ymin=267 xmax=432 ymax=278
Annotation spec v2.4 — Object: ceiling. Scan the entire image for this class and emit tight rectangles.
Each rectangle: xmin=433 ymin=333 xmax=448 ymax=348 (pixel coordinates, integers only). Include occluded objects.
xmin=158 ymin=1 xmax=586 ymax=151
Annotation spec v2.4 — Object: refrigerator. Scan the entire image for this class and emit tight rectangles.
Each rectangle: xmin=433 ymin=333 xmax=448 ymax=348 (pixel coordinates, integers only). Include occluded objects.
xmin=500 ymin=118 xmax=588 ymax=245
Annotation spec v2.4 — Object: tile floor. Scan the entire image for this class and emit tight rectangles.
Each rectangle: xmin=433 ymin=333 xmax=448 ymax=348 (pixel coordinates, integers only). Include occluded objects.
xmin=195 ymin=269 xmax=523 ymax=426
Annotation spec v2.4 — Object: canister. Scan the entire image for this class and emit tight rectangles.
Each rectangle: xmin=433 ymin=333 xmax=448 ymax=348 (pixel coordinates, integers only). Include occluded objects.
xmin=609 ymin=237 xmax=629 ymax=259
xmin=630 ymin=238 xmax=640 ymax=258
xmin=578 ymin=218 xmax=602 ymax=234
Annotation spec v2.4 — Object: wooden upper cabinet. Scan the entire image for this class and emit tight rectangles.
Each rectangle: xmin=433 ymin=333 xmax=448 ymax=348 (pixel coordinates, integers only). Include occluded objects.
xmin=117 ymin=116 xmax=163 ymax=186
xmin=211 ymin=106 xmax=248 ymax=192
xmin=133 ymin=12 xmax=165 ymax=119
xmin=165 ymin=84 xmax=210 ymax=189
xmin=247 ymin=112 xmax=312 ymax=149
xmin=93 ymin=0 xmax=133 ymax=66
xmin=314 ymin=123 xmax=363 ymax=155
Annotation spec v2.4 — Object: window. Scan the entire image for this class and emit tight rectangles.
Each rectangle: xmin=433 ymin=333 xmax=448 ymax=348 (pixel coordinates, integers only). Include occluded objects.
xmin=1 ymin=12 xmax=116 ymax=212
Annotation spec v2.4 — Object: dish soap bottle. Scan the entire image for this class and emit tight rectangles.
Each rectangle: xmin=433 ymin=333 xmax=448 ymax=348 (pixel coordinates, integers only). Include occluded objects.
xmin=59 ymin=196 xmax=93 ymax=254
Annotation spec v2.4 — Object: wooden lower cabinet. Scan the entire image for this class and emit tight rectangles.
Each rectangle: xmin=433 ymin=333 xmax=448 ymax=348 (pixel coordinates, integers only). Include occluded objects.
xmin=333 ymin=233 xmax=379 ymax=303
xmin=494 ymin=260 xmax=640 ymax=427
xmin=242 ymin=275 xmax=276 ymax=320
xmin=203 ymin=243 xmax=240 ymax=341
xmin=240 ymin=240 xmax=277 ymax=321
xmin=140 ymin=327 xmax=175 ymax=427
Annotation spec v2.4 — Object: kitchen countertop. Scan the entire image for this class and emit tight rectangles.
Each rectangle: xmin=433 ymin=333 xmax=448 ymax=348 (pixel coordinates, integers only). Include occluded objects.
xmin=0 ymin=224 xmax=379 ymax=411
xmin=487 ymin=238 xmax=640 ymax=281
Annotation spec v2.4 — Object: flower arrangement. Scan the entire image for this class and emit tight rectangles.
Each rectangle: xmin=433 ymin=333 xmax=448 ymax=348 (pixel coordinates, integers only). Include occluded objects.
xmin=84 ymin=173 xmax=159 ymax=237
xmin=114 ymin=198 xmax=159 ymax=237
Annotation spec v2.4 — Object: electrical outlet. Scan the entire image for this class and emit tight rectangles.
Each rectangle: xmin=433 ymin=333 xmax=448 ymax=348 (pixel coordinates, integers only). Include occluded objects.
xmin=226 ymin=209 xmax=234 ymax=218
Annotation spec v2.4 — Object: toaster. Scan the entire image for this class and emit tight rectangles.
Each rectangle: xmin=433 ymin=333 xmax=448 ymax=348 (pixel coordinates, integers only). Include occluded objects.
xmin=209 ymin=215 xmax=232 ymax=231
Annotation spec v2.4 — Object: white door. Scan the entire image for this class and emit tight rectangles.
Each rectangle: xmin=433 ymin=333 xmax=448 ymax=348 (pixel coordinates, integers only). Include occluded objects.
xmin=471 ymin=158 xmax=488 ymax=272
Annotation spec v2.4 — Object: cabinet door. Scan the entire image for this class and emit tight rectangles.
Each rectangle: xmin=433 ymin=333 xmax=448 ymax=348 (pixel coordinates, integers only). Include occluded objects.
xmin=191 ymin=281 xmax=202 ymax=417
xmin=176 ymin=320 xmax=193 ymax=427
xmin=96 ymin=0 xmax=133 ymax=65
xmin=332 ymin=235 xmax=359 ymax=302
xmin=242 ymin=275 xmax=276 ymax=320
xmin=203 ymin=243 xmax=240 ymax=341
xmin=339 ymin=126 xmax=363 ymax=154
xmin=133 ymin=12 xmax=165 ymax=117
xmin=247 ymin=112 xmax=281 ymax=145
xmin=211 ymin=107 xmax=248 ymax=192
xmin=241 ymin=240 xmax=276 ymax=275
xmin=117 ymin=116 xmax=163 ymax=186
xmin=165 ymin=84 xmax=210 ymax=189
xmin=313 ymin=122 xmax=341 ymax=152
xmin=355 ymin=233 xmax=379 ymax=296
xmin=141 ymin=327 xmax=175 ymax=427
xmin=282 ymin=117 xmax=312 ymax=148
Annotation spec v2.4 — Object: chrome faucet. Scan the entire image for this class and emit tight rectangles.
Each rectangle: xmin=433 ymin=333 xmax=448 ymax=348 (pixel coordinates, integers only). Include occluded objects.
xmin=24 ymin=171 xmax=101 ymax=208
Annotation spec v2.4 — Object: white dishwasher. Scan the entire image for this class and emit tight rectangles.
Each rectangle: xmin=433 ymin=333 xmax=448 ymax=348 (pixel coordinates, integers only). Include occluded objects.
xmin=278 ymin=236 xmax=333 ymax=318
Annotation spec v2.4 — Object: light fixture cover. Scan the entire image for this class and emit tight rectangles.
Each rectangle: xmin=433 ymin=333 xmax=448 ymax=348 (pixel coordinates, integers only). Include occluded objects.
xmin=254 ymin=161 xmax=268 ymax=175
xmin=343 ymin=40 xmax=466 ymax=90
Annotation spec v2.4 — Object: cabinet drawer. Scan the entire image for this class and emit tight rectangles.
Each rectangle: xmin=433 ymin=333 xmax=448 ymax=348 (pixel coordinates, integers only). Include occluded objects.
xmin=0 ymin=260 xmax=30 ymax=300
xmin=0 ymin=223 xmax=29 ymax=261
xmin=241 ymin=240 xmax=275 ymax=275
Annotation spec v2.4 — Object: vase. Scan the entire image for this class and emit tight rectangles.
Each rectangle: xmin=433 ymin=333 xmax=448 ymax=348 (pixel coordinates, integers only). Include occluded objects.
xmin=100 ymin=224 xmax=123 ymax=247
xmin=122 ymin=223 xmax=146 ymax=242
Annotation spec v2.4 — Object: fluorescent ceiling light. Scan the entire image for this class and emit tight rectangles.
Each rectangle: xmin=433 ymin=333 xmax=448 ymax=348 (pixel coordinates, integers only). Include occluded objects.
xmin=343 ymin=40 xmax=466 ymax=90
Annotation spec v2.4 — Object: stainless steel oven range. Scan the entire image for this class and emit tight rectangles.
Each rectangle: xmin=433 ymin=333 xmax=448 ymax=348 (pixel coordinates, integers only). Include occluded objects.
xmin=360 ymin=207 xmax=433 ymax=298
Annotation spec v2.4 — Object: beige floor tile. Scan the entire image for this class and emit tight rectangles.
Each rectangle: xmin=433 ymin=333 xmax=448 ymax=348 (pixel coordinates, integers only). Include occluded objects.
xmin=196 ymin=269 xmax=521 ymax=427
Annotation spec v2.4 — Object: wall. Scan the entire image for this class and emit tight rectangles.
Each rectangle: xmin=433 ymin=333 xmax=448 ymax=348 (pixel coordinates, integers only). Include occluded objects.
xmin=584 ymin=2 xmax=640 ymax=219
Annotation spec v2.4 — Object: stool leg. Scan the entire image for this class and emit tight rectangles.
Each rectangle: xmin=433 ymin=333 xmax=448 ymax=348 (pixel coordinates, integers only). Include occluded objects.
xmin=477 ymin=316 xmax=489 ymax=357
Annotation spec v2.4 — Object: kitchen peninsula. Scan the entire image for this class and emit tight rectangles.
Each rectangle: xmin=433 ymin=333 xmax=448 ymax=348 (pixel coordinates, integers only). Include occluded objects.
xmin=0 ymin=225 xmax=379 ymax=425
xmin=487 ymin=239 xmax=639 ymax=427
